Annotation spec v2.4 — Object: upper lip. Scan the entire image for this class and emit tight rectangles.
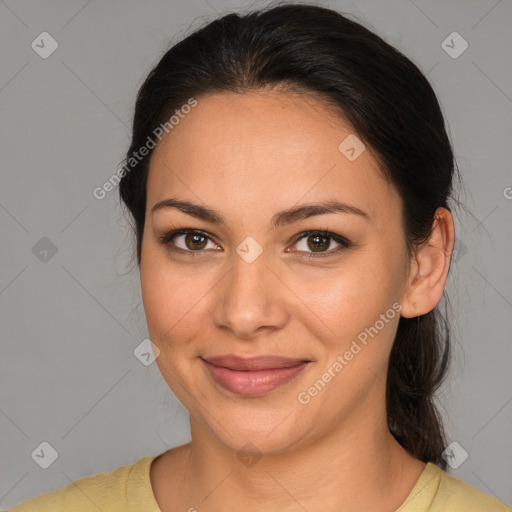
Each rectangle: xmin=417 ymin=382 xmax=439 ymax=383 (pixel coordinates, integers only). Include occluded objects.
xmin=202 ymin=355 xmax=310 ymax=371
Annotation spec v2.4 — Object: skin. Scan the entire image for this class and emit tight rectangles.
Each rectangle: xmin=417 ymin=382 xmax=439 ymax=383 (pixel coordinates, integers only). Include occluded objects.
xmin=140 ymin=89 xmax=455 ymax=512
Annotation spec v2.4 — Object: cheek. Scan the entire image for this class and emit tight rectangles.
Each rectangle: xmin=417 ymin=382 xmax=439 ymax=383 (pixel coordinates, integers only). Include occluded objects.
xmin=294 ymin=257 xmax=393 ymax=332
xmin=140 ymin=248 xmax=216 ymax=348
xmin=289 ymin=259 xmax=402 ymax=381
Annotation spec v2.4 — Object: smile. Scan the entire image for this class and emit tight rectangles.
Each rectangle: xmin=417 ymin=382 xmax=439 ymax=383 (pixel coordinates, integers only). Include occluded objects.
xmin=201 ymin=355 xmax=311 ymax=396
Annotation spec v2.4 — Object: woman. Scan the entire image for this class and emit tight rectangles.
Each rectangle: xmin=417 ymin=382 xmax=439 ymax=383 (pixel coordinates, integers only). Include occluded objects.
xmin=8 ymin=3 xmax=511 ymax=511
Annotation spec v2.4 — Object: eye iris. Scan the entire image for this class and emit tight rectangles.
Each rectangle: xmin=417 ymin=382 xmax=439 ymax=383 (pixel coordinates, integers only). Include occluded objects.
xmin=185 ymin=233 xmax=207 ymax=250
xmin=307 ymin=234 xmax=329 ymax=252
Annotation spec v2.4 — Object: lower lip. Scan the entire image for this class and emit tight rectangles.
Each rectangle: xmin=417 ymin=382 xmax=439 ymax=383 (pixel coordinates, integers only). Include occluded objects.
xmin=202 ymin=360 xmax=309 ymax=396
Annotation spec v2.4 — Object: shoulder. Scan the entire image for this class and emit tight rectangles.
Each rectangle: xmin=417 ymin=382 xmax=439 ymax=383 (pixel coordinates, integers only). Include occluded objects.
xmin=405 ymin=462 xmax=512 ymax=512
xmin=5 ymin=456 xmax=159 ymax=512
xmin=432 ymin=467 xmax=511 ymax=511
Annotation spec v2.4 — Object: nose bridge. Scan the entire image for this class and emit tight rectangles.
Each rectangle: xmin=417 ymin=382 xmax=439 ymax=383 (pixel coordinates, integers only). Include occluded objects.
xmin=211 ymin=243 xmax=288 ymax=338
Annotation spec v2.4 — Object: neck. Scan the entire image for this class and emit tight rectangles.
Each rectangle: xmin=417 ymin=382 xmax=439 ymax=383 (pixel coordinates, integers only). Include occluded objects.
xmin=172 ymin=409 xmax=425 ymax=512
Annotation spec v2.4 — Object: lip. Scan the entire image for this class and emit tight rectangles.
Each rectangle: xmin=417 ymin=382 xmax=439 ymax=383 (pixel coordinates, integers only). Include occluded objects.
xmin=201 ymin=355 xmax=311 ymax=396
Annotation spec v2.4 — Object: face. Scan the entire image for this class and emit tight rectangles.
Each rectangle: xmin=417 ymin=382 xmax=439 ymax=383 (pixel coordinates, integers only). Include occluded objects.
xmin=140 ymin=90 xmax=413 ymax=455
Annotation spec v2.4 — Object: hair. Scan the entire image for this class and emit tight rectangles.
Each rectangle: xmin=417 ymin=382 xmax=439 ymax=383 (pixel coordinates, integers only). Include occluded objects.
xmin=119 ymin=2 xmax=461 ymax=470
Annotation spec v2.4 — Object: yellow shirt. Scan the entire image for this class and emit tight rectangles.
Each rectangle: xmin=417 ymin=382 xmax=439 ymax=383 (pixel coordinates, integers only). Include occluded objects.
xmin=5 ymin=456 xmax=511 ymax=511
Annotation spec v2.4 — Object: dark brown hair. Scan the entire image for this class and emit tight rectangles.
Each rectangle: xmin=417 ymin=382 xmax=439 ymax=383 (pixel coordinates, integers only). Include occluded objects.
xmin=119 ymin=2 xmax=461 ymax=470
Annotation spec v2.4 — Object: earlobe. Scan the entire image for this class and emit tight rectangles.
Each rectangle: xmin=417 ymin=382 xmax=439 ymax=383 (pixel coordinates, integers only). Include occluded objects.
xmin=400 ymin=207 xmax=455 ymax=319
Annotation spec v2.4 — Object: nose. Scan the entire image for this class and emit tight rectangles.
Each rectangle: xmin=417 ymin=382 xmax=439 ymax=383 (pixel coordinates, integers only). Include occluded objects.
xmin=211 ymin=250 xmax=289 ymax=340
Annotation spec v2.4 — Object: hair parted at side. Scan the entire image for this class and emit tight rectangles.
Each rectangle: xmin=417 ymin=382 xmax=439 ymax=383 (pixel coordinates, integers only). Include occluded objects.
xmin=119 ymin=2 xmax=461 ymax=470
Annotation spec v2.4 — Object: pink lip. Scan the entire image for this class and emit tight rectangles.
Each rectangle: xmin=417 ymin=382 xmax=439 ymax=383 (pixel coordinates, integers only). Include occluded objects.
xmin=202 ymin=355 xmax=310 ymax=396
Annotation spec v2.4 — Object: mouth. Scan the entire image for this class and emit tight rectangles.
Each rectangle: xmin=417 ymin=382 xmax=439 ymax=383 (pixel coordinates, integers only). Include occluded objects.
xmin=201 ymin=355 xmax=311 ymax=396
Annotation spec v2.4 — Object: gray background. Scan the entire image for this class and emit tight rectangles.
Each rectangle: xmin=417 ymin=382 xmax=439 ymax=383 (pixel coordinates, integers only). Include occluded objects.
xmin=1 ymin=0 xmax=511 ymax=508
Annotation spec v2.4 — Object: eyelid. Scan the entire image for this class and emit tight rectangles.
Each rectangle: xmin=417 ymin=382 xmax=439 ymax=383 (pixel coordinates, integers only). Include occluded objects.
xmin=158 ymin=228 xmax=352 ymax=257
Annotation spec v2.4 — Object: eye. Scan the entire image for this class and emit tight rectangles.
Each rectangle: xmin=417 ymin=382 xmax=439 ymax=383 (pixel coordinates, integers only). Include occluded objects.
xmin=158 ymin=228 xmax=352 ymax=258
xmin=158 ymin=229 xmax=221 ymax=253
xmin=287 ymin=230 xmax=351 ymax=258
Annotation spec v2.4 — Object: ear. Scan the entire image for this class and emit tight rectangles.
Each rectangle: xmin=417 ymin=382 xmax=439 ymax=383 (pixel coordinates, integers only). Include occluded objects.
xmin=400 ymin=207 xmax=455 ymax=318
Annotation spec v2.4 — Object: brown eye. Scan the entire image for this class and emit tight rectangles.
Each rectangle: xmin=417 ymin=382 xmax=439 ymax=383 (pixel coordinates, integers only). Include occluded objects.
xmin=286 ymin=230 xmax=352 ymax=259
xmin=306 ymin=234 xmax=331 ymax=252
xmin=158 ymin=229 xmax=351 ymax=258
xmin=183 ymin=233 xmax=208 ymax=250
xmin=293 ymin=231 xmax=349 ymax=254
xmin=158 ymin=229 xmax=220 ymax=253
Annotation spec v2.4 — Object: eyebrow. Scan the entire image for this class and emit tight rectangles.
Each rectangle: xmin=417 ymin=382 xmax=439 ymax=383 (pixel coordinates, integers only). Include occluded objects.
xmin=151 ymin=197 xmax=370 ymax=228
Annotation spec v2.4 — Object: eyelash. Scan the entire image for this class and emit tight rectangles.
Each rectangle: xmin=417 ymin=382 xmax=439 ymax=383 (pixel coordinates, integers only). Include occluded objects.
xmin=157 ymin=228 xmax=352 ymax=259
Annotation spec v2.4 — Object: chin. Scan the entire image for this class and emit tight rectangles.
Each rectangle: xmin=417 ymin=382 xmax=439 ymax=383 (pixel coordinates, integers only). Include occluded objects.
xmin=195 ymin=404 xmax=312 ymax=457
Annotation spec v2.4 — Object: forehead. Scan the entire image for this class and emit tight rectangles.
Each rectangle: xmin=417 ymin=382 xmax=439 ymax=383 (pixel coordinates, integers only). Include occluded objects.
xmin=146 ymin=90 xmax=399 ymax=226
